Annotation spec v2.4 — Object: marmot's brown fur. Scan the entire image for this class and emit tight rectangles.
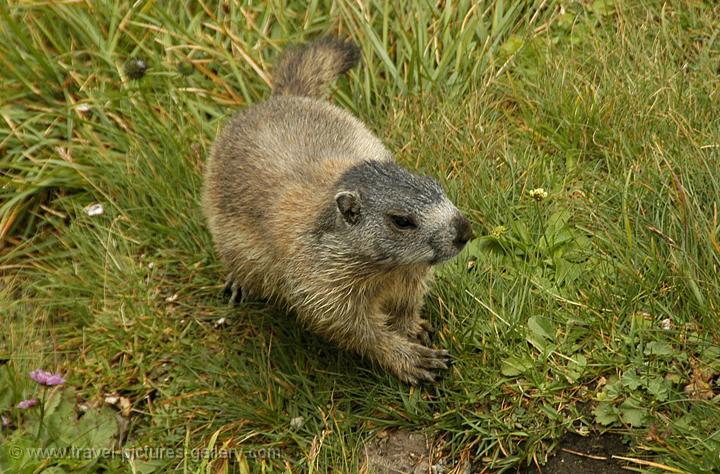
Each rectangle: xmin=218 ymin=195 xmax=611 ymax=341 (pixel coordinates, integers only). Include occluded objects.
xmin=202 ymin=37 xmax=473 ymax=384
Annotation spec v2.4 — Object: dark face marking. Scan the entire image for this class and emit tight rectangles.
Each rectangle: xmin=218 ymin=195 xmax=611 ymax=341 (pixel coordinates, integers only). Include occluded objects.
xmin=336 ymin=160 xmax=445 ymax=211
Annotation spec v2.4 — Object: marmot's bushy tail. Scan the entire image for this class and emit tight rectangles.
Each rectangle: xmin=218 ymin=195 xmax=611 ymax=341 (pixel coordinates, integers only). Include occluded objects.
xmin=272 ymin=37 xmax=360 ymax=98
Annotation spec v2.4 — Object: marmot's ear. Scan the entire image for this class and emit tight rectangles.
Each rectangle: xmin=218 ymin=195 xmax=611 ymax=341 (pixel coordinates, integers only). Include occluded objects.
xmin=335 ymin=191 xmax=361 ymax=225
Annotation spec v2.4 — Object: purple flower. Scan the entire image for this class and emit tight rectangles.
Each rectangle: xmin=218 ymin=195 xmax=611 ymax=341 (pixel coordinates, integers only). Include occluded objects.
xmin=17 ymin=398 xmax=38 ymax=409
xmin=30 ymin=369 xmax=65 ymax=386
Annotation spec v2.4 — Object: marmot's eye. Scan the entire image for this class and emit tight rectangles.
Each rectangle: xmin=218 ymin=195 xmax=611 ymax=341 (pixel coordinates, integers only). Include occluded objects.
xmin=389 ymin=214 xmax=417 ymax=230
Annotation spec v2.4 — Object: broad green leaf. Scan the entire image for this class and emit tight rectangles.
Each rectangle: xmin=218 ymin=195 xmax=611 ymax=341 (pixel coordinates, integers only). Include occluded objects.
xmin=621 ymin=369 xmax=642 ymax=390
xmin=527 ymin=315 xmax=555 ymax=341
xmin=646 ymin=377 xmax=670 ymax=402
xmin=127 ymin=459 xmax=166 ymax=474
xmin=593 ymin=402 xmax=618 ymax=426
xmin=644 ymin=341 xmax=674 ymax=358
xmin=501 ymin=355 xmax=534 ymax=377
xmin=619 ymin=398 xmax=648 ymax=427
xmin=76 ymin=407 xmax=117 ymax=448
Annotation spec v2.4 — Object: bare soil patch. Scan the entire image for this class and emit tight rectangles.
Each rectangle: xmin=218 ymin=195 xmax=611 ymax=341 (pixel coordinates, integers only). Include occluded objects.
xmin=522 ymin=432 xmax=630 ymax=474
xmin=364 ymin=430 xmax=432 ymax=474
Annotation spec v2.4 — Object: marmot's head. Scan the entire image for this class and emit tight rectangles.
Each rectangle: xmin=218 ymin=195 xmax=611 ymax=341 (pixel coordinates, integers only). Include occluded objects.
xmin=317 ymin=160 xmax=474 ymax=267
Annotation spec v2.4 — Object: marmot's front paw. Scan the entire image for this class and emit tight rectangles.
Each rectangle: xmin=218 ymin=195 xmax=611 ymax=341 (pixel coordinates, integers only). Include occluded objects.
xmin=391 ymin=343 xmax=451 ymax=385
xmin=394 ymin=317 xmax=434 ymax=346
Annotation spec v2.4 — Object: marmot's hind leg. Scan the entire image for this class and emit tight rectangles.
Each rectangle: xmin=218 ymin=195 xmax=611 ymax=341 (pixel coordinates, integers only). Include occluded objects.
xmin=222 ymin=275 xmax=243 ymax=305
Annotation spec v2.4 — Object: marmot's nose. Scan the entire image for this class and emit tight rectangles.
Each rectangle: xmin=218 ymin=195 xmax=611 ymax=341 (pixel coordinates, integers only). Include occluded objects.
xmin=453 ymin=214 xmax=475 ymax=248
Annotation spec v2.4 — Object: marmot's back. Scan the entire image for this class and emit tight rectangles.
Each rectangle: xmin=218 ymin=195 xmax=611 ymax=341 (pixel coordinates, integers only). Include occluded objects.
xmin=204 ymin=36 xmax=370 ymax=230
xmin=202 ymin=37 xmax=371 ymax=298
xmin=202 ymin=96 xmax=391 ymax=240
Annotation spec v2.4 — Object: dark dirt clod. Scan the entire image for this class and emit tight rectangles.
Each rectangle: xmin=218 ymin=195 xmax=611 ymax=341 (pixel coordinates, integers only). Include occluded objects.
xmin=124 ymin=58 xmax=148 ymax=79
xmin=521 ymin=432 xmax=630 ymax=474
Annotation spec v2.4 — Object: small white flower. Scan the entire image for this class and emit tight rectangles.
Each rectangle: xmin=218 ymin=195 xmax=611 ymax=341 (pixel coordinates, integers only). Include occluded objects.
xmin=104 ymin=395 xmax=120 ymax=405
xmin=83 ymin=203 xmax=104 ymax=216
xmin=528 ymin=188 xmax=548 ymax=202
xmin=290 ymin=416 xmax=304 ymax=429
xmin=76 ymin=103 xmax=91 ymax=113
xmin=660 ymin=318 xmax=672 ymax=331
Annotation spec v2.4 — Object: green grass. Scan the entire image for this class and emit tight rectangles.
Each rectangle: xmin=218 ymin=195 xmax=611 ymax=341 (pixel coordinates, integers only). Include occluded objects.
xmin=2 ymin=0 xmax=720 ymax=472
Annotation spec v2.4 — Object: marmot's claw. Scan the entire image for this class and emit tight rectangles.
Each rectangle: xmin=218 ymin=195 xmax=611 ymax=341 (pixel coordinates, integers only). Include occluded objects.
xmin=222 ymin=279 xmax=242 ymax=305
xmin=396 ymin=344 xmax=451 ymax=385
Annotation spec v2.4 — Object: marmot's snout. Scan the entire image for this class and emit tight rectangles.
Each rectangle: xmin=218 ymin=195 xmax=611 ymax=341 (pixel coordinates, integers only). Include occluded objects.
xmin=453 ymin=214 xmax=474 ymax=249
xmin=427 ymin=210 xmax=474 ymax=264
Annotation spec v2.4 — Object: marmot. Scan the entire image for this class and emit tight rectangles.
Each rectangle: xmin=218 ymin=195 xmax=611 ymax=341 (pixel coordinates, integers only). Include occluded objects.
xmin=202 ymin=37 xmax=474 ymax=384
